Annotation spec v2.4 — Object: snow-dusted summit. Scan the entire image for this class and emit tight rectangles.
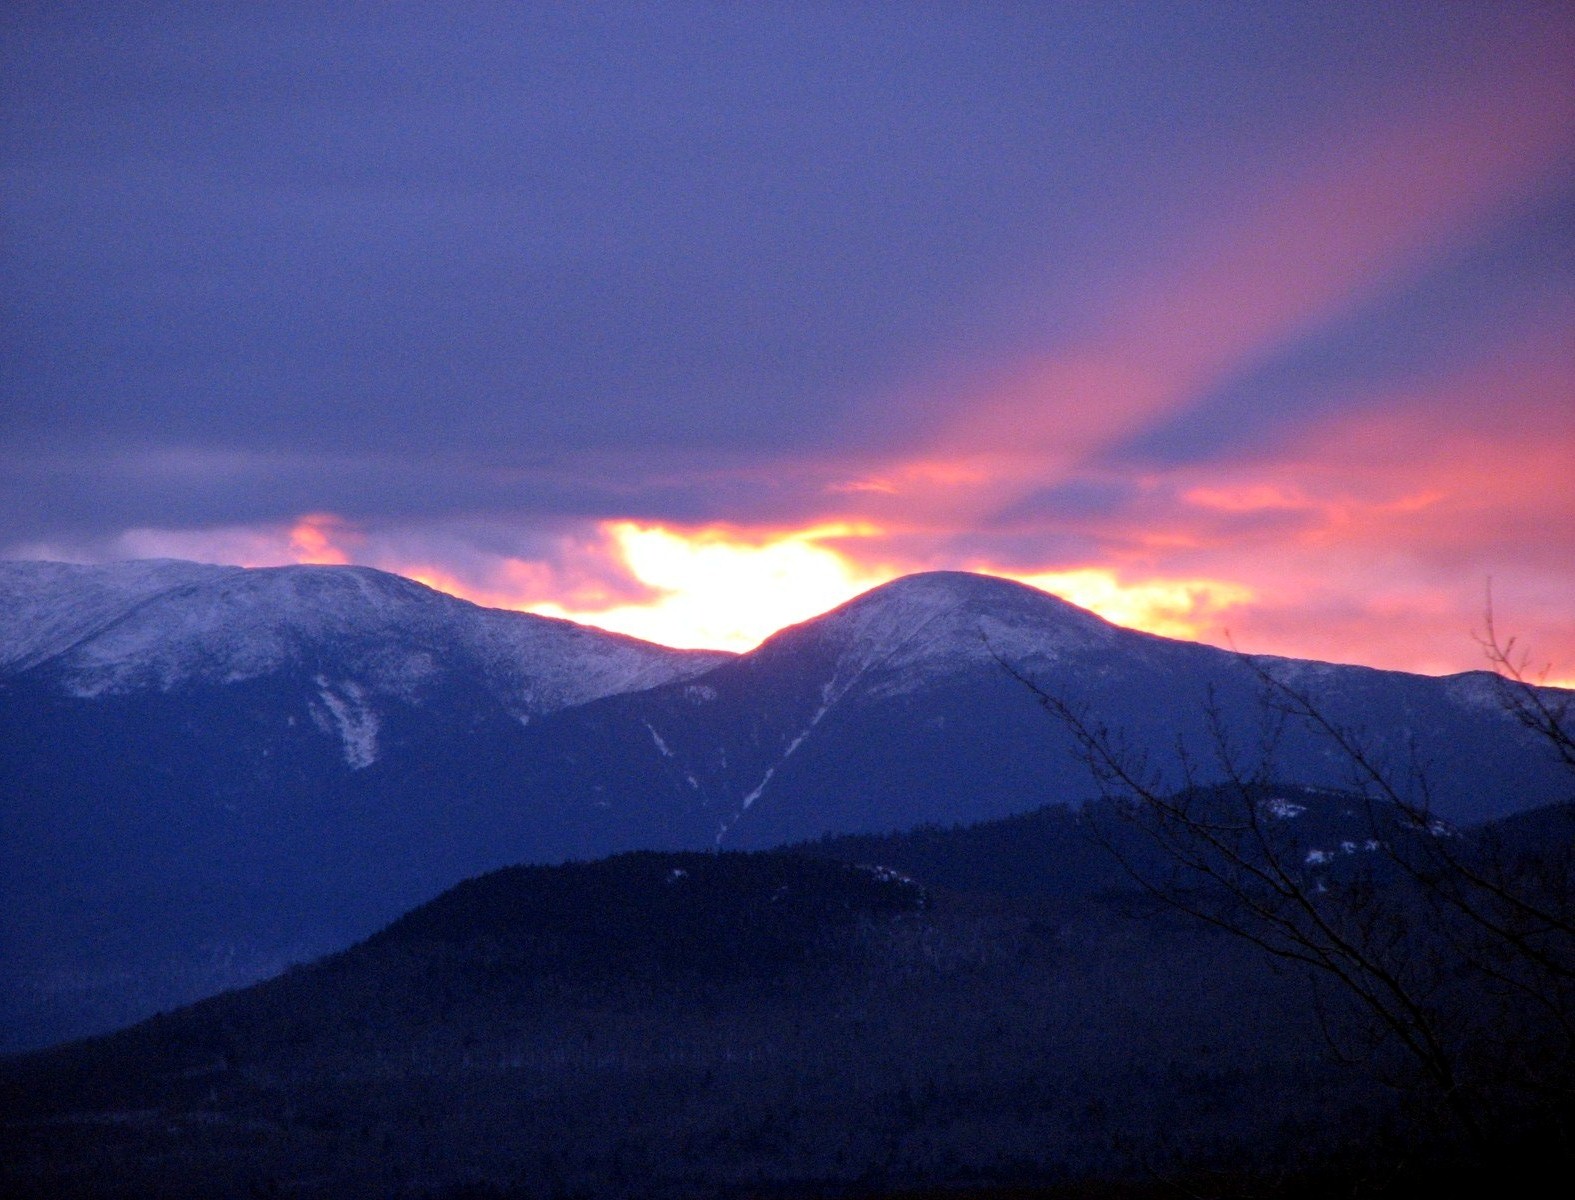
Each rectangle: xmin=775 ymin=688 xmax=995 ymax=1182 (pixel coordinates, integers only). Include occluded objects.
xmin=510 ymin=568 xmax=1572 ymax=857
xmin=759 ymin=570 xmax=1120 ymax=691
xmin=0 ymin=559 xmax=728 ymax=716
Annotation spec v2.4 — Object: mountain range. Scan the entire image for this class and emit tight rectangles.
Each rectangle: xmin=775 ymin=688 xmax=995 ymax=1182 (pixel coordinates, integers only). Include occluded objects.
xmin=2 ymin=559 xmax=1569 ymax=1050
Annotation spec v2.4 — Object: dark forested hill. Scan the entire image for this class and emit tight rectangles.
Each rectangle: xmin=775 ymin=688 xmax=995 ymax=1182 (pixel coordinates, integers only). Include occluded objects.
xmin=0 ymin=849 xmax=1326 ymax=1198
xmin=5 ymin=793 xmax=1569 ymax=1199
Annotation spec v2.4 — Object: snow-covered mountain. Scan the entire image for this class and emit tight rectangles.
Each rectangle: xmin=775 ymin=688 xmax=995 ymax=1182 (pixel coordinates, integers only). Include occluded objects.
xmin=0 ymin=559 xmax=728 ymax=1049
xmin=1 ymin=559 xmax=727 ymax=729
xmin=2 ymin=561 xmax=1568 ymax=1051
xmin=506 ymin=570 xmax=1571 ymax=854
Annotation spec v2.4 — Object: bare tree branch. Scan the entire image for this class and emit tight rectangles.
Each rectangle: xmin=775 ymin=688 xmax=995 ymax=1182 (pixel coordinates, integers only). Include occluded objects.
xmin=991 ymin=630 xmax=1575 ymax=1152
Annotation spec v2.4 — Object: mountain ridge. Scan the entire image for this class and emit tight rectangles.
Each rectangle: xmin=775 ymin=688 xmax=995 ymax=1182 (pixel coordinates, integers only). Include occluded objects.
xmin=0 ymin=559 xmax=730 ymax=713
xmin=6 ymin=558 xmax=1555 ymax=695
xmin=2 ymin=559 xmax=1569 ymax=1052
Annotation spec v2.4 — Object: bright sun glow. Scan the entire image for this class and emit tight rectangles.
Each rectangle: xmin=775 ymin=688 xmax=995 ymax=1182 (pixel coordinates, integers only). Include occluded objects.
xmin=1000 ymin=568 xmax=1255 ymax=640
xmin=518 ymin=522 xmax=1256 ymax=650
xmin=264 ymin=510 xmax=1556 ymax=675
xmin=524 ymin=521 xmax=894 ymax=651
xmin=274 ymin=510 xmax=1260 ymax=650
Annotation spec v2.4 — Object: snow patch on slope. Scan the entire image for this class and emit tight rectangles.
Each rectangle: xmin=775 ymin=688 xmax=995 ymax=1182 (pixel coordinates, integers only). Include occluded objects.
xmin=646 ymin=722 xmax=674 ymax=758
xmin=312 ymin=676 xmax=381 ymax=769
xmin=717 ymin=687 xmax=839 ymax=845
xmin=1439 ymin=669 xmax=1572 ymax=720
xmin=0 ymin=560 xmax=243 ymax=675
xmin=1259 ymin=797 xmax=1307 ymax=820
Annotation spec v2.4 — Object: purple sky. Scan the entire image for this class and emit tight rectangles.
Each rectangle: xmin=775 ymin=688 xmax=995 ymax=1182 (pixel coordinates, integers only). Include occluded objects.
xmin=4 ymin=3 xmax=1572 ymax=674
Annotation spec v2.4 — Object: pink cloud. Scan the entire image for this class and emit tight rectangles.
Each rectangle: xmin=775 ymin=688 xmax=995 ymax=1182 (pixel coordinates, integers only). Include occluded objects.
xmin=889 ymin=27 xmax=1573 ymax=482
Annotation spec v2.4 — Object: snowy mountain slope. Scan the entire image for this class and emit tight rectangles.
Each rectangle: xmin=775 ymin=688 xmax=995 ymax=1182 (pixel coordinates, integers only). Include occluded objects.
xmin=0 ymin=559 xmax=729 ymax=714
xmin=506 ymin=571 xmax=1572 ymax=853
xmin=0 ymin=558 xmax=241 ymax=673
xmin=0 ymin=559 xmax=729 ymax=1050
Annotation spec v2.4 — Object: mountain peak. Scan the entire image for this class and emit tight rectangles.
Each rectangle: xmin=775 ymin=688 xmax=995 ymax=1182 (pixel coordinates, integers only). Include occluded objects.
xmin=758 ymin=570 xmax=1120 ymax=682
xmin=845 ymin=570 xmax=1106 ymax=620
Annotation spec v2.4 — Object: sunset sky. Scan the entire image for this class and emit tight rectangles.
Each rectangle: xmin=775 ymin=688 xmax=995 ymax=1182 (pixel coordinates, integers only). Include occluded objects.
xmin=4 ymin=4 xmax=1572 ymax=679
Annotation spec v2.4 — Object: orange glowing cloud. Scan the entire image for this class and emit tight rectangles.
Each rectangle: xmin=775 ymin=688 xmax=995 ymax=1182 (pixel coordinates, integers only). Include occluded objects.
xmin=288 ymin=513 xmax=357 ymax=566
xmin=1065 ymin=339 xmax=1575 ymax=679
xmin=996 ymin=568 xmax=1255 ymax=642
xmin=902 ymin=33 xmax=1573 ymax=480
xmin=393 ymin=518 xmax=1265 ymax=652
xmin=514 ymin=523 xmax=1273 ymax=651
xmin=111 ymin=306 xmax=1572 ymax=675
xmin=97 ymin=479 xmax=1568 ymax=685
xmin=7 ymin=8 xmax=1571 ymax=709
xmin=232 ymin=505 xmax=1261 ymax=655
xmin=195 ymin=513 xmax=896 ymax=652
xmin=1209 ymin=337 xmax=1575 ymax=566
xmin=1182 ymin=484 xmax=1315 ymax=515
xmin=768 ymin=46 xmax=1575 ymax=680
xmin=205 ymin=37 xmax=1571 ymax=677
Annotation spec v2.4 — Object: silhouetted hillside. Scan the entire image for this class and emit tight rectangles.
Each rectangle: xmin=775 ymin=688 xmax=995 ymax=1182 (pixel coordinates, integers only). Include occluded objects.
xmin=3 ymin=798 xmax=1569 ymax=1198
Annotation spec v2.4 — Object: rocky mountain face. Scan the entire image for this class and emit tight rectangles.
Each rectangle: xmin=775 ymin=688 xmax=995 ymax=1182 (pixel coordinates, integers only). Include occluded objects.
xmin=2 ymin=561 xmax=1568 ymax=1050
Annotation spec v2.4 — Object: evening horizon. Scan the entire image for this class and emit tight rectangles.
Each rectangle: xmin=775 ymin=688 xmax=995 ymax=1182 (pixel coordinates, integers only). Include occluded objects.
xmin=5 ymin=4 xmax=1571 ymax=680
